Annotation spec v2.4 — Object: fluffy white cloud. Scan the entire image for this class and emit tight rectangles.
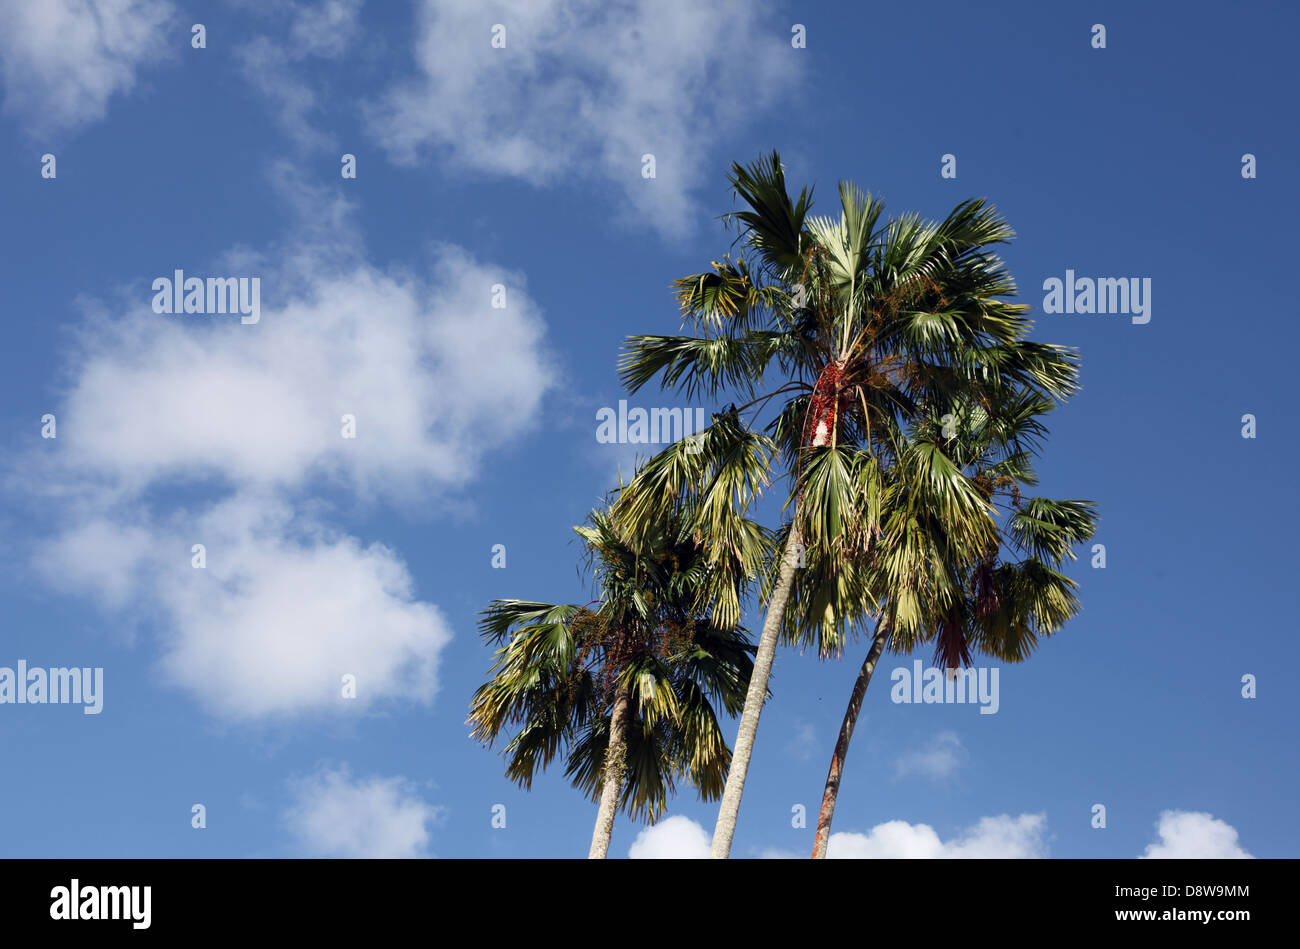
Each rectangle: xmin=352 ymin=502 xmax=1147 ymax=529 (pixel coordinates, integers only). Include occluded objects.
xmin=755 ymin=809 xmax=1253 ymax=860
xmin=827 ymin=814 xmax=1049 ymax=859
xmin=1140 ymin=811 xmax=1253 ymax=859
xmin=0 ymin=0 xmax=175 ymax=135
xmin=894 ymin=730 xmax=966 ymax=781
xmin=38 ymin=494 xmax=452 ymax=719
xmin=26 ymin=173 xmax=556 ymax=721
xmin=285 ymin=765 xmax=438 ymax=857
xmin=50 ymin=247 xmax=552 ymax=498
xmin=627 ymin=815 xmax=712 ymax=859
xmin=651 ymin=812 xmax=1048 ymax=860
xmin=368 ymin=0 xmax=799 ymax=237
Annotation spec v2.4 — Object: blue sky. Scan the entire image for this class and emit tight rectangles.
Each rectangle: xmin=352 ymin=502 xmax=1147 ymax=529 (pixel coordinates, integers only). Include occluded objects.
xmin=0 ymin=0 xmax=1295 ymax=859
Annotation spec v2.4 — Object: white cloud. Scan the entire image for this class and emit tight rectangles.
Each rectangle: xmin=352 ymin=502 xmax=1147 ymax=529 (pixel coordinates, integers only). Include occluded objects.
xmin=38 ymin=494 xmax=453 ymax=719
xmin=49 ymin=248 xmax=552 ymax=500
xmin=894 ymin=730 xmax=965 ymax=781
xmin=0 ymin=0 xmax=176 ymax=135
xmin=1140 ymin=811 xmax=1253 ymax=859
xmin=25 ymin=172 xmax=556 ymax=721
xmin=285 ymin=765 xmax=438 ymax=857
xmin=763 ymin=810 xmax=1253 ymax=860
xmin=827 ymin=814 xmax=1049 ymax=859
xmin=368 ymin=0 xmax=799 ymax=238
xmin=627 ymin=815 xmax=712 ymax=859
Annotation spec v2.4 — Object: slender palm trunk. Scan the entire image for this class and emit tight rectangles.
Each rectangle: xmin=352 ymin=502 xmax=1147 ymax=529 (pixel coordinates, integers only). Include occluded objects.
xmin=709 ymin=521 xmax=805 ymax=858
xmin=588 ymin=681 xmax=633 ymax=859
xmin=810 ymin=617 xmax=891 ymax=859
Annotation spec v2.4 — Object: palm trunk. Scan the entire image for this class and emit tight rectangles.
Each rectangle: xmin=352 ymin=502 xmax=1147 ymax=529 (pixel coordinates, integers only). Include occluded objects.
xmin=810 ymin=617 xmax=890 ymax=858
xmin=709 ymin=521 xmax=805 ymax=858
xmin=588 ymin=681 xmax=633 ymax=859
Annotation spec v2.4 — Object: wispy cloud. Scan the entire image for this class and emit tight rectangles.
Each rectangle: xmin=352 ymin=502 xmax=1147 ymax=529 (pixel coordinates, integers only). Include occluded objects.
xmin=236 ymin=0 xmax=364 ymax=149
xmin=894 ymin=730 xmax=966 ymax=781
xmin=787 ymin=721 xmax=817 ymax=762
xmin=367 ymin=0 xmax=801 ymax=238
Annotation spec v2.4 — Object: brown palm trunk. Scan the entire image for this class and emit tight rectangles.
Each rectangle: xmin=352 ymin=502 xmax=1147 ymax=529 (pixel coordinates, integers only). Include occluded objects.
xmin=811 ymin=617 xmax=891 ymax=859
xmin=588 ymin=681 xmax=633 ymax=859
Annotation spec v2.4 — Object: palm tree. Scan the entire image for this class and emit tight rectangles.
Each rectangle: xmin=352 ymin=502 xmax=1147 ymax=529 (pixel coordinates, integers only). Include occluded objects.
xmin=614 ymin=152 xmax=1081 ymax=857
xmin=809 ymin=387 xmax=1097 ymax=857
xmin=468 ymin=503 xmax=760 ymax=858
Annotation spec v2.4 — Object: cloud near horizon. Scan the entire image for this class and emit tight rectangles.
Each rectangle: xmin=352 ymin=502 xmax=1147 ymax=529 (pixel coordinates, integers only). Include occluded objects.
xmin=825 ymin=814 xmax=1049 ymax=859
xmin=632 ymin=809 xmax=1255 ymax=859
xmin=627 ymin=815 xmax=712 ymax=859
xmin=1140 ymin=811 xmax=1253 ymax=859
xmin=629 ymin=812 xmax=1050 ymax=859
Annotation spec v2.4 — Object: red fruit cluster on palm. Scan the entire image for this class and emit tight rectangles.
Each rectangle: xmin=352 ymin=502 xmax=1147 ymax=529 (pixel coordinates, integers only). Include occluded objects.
xmin=803 ymin=359 xmax=853 ymax=448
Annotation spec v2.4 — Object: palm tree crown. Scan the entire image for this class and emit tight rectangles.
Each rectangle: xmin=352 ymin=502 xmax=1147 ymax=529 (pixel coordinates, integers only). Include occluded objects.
xmin=468 ymin=502 xmax=759 ymax=852
xmin=613 ymin=151 xmax=1088 ymax=857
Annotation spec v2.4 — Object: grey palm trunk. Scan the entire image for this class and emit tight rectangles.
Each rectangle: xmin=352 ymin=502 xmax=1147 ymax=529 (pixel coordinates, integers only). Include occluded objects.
xmin=709 ymin=520 xmax=805 ymax=858
xmin=810 ymin=617 xmax=891 ymax=859
xmin=588 ymin=681 xmax=633 ymax=859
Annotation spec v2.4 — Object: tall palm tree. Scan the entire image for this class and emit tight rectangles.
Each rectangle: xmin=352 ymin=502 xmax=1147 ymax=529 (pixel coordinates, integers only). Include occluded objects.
xmin=614 ymin=152 xmax=1081 ymax=857
xmin=809 ymin=387 xmax=1097 ymax=857
xmin=468 ymin=503 xmax=760 ymax=858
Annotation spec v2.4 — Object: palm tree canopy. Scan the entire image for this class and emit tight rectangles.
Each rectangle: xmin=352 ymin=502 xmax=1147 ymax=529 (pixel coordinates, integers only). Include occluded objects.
xmin=884 ymin=384 xmax=1098 ymax=668
xmin=468 ymin=503 xmax=761 ymax=822
xmin=615 ymin=151 xmax=1092 ymax=658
